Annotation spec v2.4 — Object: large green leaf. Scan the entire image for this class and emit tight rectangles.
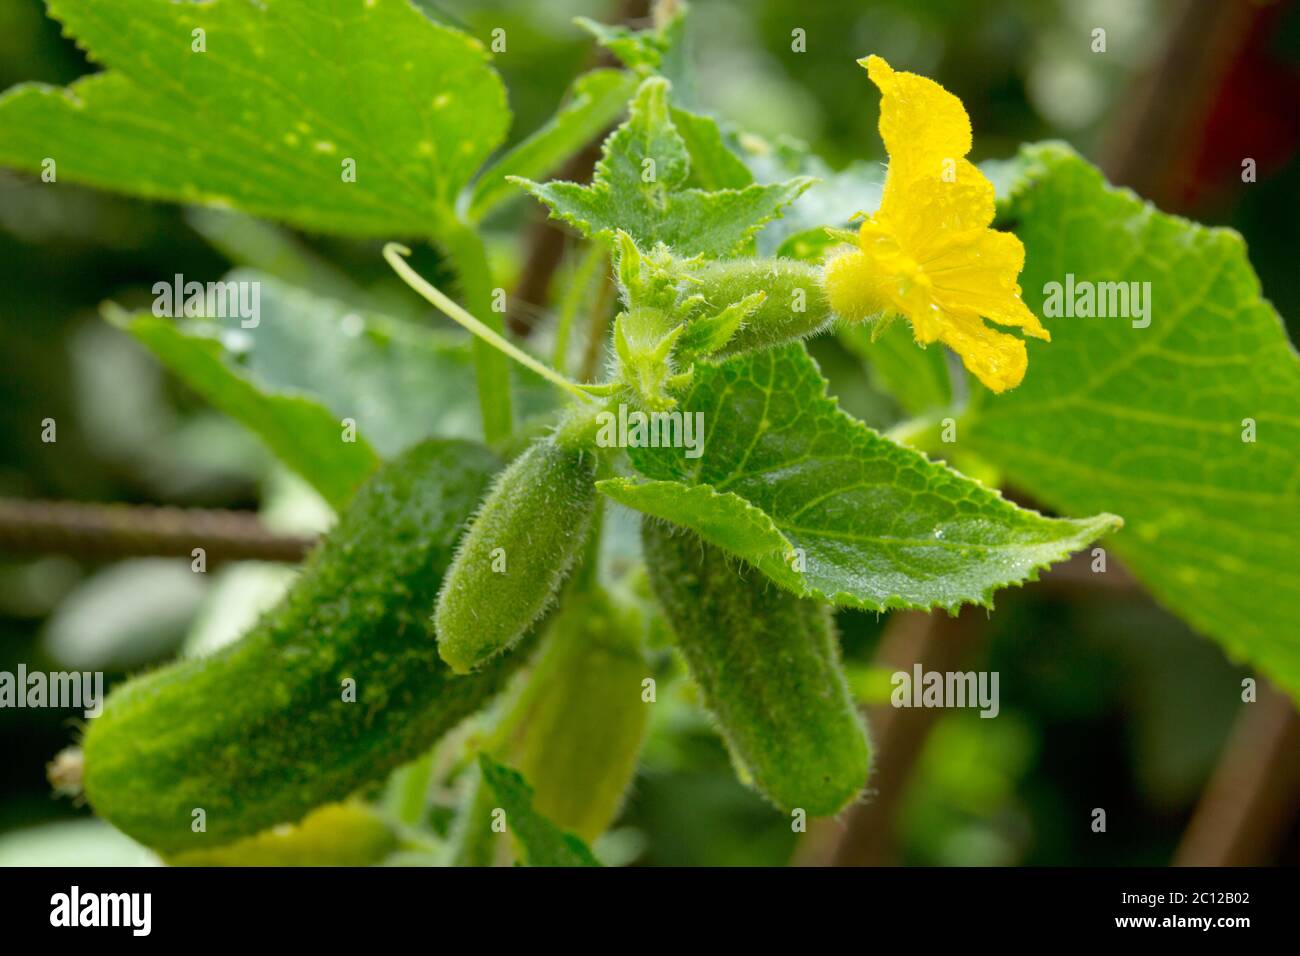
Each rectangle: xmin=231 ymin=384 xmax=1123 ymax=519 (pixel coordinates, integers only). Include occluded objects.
xmin=107 ymin=306 xmax=378 ymax=510
xmin=739 ymin=135 xmax=884 ymax=258
xmin=0 ymin=0 xmax=508 ymax=236
xmin=199 ymin=272 xmax=492 ymax=456
xmin=599 ymin=343 xmax=1119 ymax=612
xmin=966 ymin=143 xmax=1300 ymax=698
xmin=840 ymin=319 xmax=953 ymax=418
xmin=517 ymin=77 xmax=811 ymax=259
xmin=476 ymin=755 xmax=601 ymax=867
xmin=112 ymin=274 xmax=558 ymax=498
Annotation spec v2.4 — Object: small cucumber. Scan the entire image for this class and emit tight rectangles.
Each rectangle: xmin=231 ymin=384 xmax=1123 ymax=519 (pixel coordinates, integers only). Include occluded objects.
xmin=641 ymin=522 xmax=870 ymax=816
xmin=686 ymin=258 xmax=833 ymax=356
xmin=434 ymin=435 xmax=598 ymax=673
xmin=82 ymin=439 xmax=532 ymax=854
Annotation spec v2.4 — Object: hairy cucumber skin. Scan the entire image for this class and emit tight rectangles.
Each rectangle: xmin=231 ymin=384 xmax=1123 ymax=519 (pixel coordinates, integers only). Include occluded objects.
xmin=83 ymin=439 xmax=530 ymax=854
xmin=642 ymin=522 xmax=870 ymax=817
xmin=434 ymin=436 xmax=597 ymax=674
xmin=687 ymin=258 xmax=833 ymax=357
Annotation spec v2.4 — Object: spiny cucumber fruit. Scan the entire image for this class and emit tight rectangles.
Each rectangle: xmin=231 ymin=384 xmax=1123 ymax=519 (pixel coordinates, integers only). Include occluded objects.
xmin=641 ymin=522 xmax=870 ymax=816
xmin=82 ymin=439 xmax=533 ymax=855
xmin=434 ymin=435 xmax=598 ymax=674
xmin=686 ymin=258 xmax=833 ymax=357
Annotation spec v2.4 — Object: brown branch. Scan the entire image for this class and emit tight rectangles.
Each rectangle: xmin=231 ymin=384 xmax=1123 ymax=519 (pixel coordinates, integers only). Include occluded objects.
xmin=1174 ymin=681 xmax=1300 ymax=866
xmin=0 ymin=497 xmax=314 ymax=565
xmin=578 ymin=269 xmax=618 ymax=383
xmin=1 ymin=492 xmax=1146 ymax=591
xmin=505 ymin=0 xmax=650 ymax=337
xmin=1098 ymin=0 xmax=1258 ymax=208
xmin=507 ymin=145 xmax=599 ymax=337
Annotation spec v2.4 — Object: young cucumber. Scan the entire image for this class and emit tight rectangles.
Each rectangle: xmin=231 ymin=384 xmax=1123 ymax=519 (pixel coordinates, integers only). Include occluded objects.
xmin=434 ymin=435 xmax=597 ymax=673
xmin=641 ymin=521 xmax=870 ymax=817
xmin=686 ymin=258 xmax=833 ymax=357
xmin=494 ymin=587 xmax=647 ymax=841
xmin=450 ymin=586 xmax=649 ymax=865
xmin=82 ymin=439 xmax=531 ymax=854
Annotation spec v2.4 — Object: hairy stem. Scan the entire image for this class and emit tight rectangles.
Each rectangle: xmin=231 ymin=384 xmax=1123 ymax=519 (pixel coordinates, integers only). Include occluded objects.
xmin=430 ymin=220 xmax=514 ymax=443
xmin=385 ymin=244 xmax=593 ymax=405
xmin=384 ymin=751 xmax=436 ymax=827
xmin=579 ymin=267 xmax=618 ymax=383
xmin=553 ymin=241 xmax=607 ymax=374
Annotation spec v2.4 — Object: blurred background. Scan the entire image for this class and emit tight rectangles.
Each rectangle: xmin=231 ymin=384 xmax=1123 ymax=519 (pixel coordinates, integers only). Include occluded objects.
xmin=2 ymin=0 xmax=1298 ymax=866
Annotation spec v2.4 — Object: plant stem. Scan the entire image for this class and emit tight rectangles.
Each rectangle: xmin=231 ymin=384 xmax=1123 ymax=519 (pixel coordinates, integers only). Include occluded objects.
xmin=579 ymin=266 xmax=618 ymax=382
xmin=1174 ymin=681 xmax=1300 ymax=865
xmin=431 ymin=220 xmax=514 ymax=444
xmin=0 ymin=496 xmax=313 ymax=563
xmin=553 ymin=241 xmax=607 ymax=375
xmin=572 ymin=493 xmax=606 ymax=594
xmin=552 ymin=396 xmax=618 ymax=451
xmin=447 ymin=766 xmax=501 ymax=866
xmin=385 ymin=244 xmax=593 ymax=406
xmin=384 ymin=751 xmax=436 ymax=827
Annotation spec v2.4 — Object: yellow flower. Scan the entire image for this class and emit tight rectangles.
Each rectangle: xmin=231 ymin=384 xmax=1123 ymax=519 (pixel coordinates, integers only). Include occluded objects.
xmin=823 ymin=55 xmax=1049 ymax=393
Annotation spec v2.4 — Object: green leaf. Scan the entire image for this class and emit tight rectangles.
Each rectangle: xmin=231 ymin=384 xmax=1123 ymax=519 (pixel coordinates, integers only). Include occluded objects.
xmin=599 ymin=343 xmax=1120 ymax=612
xmin=185 ymin=209 xmax=378 ymax=313
xmin=577 ymin=6 xmax=741 ymax=191
xmin=965 ymin=143 xmax=1300 ymax=699
xmin=115 ymin=274 xmax=557 ymax=466
xmin=575 ymin=2 xmax=692 ymax=100
xmin=840 ymin=318 xmax=953 ymax=417
xmin=516 ymin=77 xmax=811 ymax=259
xmin=738 ymin=136 xmax=883 ymax=257
xmin=467 ymin=68 xmax=637 ymax=224
xmin=476 ymin=755 xmax=601 ymax=867
xmin=575 ymin=17 xmax=670 ymax=75
xmin=107 ymin=305 xmax=379 ymax=510
xmin=0 ymin=0 xmax=508 ymax=237
xmin=602 ymin=479 xmax=793 ymax=563
xmin=669 ymin=107 xmax=753 ymax=190
xmin=189 ymin=271 xmax=489 ymax=456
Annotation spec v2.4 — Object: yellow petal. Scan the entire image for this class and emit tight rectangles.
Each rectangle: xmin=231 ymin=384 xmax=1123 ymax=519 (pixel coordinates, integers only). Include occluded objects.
xmin=935 ymin=310 xmax=1029 ymax=393
xmin=836 ymin=55 xmax=1051 ymax=393
xmin=923 ymin=230 xmax=1050 ymax=340
xmin=877 ymin=157 xmax=994 ymax=250
xmin=861 ymin=55 xmax=972 ymax=193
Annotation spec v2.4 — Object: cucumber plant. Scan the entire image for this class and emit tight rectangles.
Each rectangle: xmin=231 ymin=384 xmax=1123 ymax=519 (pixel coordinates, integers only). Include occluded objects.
xmin=4 ymin=0 xmax=1297 ymax=867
